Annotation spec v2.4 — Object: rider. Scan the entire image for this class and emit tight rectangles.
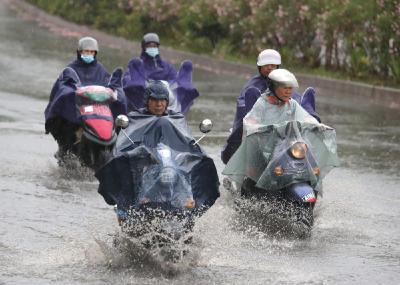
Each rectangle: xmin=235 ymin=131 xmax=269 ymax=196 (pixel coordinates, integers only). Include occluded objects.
xmin=224 ymin=68 xmax=322 ymax=190
xmin=113 ymin=80 xmax=172 ymax=224
xmin=122 ymin=33 xmax=192 ymax=112
xmin=221 ymin=49 xmax=320 ymax=164
xmin=124 ymin=32 xmax=177 ymax=84
xmin=108 ymin=80 xmax=219 ymax=225
xmin=223 ymin=69 xmax=339 ymax=205
xmin=45 ymin=36 xmax=126 ymax=160
xmin=220 ymin=49 xmax=281 ymax=164
xmin=139 ymin=80 xmax=175 ymax=116
xmin=244 ymin=68 xmax=318 ymax=129
xmin=66 ymin=37 xmax=110 ymax=85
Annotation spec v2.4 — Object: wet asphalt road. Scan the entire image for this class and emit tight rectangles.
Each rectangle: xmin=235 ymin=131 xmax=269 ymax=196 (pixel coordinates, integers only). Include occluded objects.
xmin=1 ymin=2 xmax=400 ymax=284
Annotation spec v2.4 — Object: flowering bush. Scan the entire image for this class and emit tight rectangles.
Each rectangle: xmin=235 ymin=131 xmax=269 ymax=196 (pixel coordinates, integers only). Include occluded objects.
xmin=28 ymin=0 xmax=400 ymax=84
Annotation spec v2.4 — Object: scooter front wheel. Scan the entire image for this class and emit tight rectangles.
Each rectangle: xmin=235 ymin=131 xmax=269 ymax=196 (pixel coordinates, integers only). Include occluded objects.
xmin=78 ymin=137 xmax=111 ymax=170
xmin=293 ymin=202 xmax=314 ymax=238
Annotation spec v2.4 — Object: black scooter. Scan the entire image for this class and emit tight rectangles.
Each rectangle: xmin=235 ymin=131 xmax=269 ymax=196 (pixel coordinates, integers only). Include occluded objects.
xmin=95 ymin=112 xmax=220 ymax=257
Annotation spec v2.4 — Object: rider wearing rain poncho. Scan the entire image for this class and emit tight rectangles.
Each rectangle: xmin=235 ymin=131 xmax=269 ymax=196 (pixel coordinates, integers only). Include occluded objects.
xmin=44 ymin=37 xmax=127 ymax=157
xmin=132 ymin=33 xmax=177 ymax=83
xmin=223 ymin=69 xmax=339 ymax=191
xmin=96 ymin=81 xmax=219 ymax=222
xmin=221 ymin=49 xmax=321 ymax=164
xmin=122 ymin=33 xmax=199 ymax=114
xmin=123 ymin=33 xmax=177 ymax=88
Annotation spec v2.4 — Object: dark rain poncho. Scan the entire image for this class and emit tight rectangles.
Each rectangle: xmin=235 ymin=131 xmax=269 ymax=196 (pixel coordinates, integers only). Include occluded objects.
xmin=96 ymin=110 xmax=220 ymax=211
xmin=122 ymin=59 xmax=199 ymax=114
xmin=45 ymin=60 xmax=127 ymax=126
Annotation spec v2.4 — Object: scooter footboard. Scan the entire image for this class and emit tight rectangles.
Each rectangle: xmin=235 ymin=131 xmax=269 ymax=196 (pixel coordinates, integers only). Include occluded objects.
xmin=286 ymin=182 xmax=316 ymax=203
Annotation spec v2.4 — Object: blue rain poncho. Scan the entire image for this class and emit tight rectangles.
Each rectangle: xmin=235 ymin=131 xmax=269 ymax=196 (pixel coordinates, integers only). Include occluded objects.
xmin=122 ymin=59 xmax=199 ymax=114
xmin=45 ymin=62 xmax=127 ymax=126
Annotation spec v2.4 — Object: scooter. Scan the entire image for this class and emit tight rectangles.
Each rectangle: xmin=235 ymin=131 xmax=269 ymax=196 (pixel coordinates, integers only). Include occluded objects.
xmin=96 ymin=113 xmax=219 ymax=254
xmin=240 ymin=121 xmax=321 ymax=235
xmin=224 ymin=120 xmax=339 ymax=237
xmin=73 ymin=85 xmax=119 ymax=168
xmin=45 ymin=67 xmax=127 ymax=170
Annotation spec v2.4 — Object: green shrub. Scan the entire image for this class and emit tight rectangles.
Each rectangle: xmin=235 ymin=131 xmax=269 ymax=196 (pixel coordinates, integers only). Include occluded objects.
xmin=26 ymin=0 xmax=400 ymax=86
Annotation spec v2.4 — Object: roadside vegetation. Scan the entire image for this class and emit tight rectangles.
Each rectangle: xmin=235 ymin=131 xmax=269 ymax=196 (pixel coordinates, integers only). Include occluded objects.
xmin=27 ymin=0 xmax=400 ymax=88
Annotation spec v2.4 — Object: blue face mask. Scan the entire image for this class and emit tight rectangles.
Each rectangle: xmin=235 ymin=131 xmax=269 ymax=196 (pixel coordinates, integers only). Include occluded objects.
xmin=145 ymin=47 xmax=159 ymax=58
xmin=81 ymin=54 xmax=95 ymax=64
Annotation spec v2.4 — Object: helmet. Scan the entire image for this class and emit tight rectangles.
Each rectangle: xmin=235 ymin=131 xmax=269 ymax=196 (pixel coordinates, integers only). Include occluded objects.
xmin=268 ymin=69 xmax=299 ymax=88
xmin=142 ymin=33 xmax=160 ymax=49
xmin=257 ymin=49 xmax=281 ymax=66
xmin=78 ymin=37 xmax=99 ymax=52
xmin=144 ymin=80 xmax=169 ymax=103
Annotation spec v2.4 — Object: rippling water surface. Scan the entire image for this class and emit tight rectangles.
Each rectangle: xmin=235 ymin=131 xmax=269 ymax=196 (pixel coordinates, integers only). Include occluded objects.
xmin=1 ymin=2 xmax=400 ymax=284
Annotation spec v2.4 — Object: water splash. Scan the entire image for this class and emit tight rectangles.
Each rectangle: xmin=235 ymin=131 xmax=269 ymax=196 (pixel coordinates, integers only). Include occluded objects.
xmin=223 ymin=179 xmax=314 ymax=240
xmin=94 ymin=211 xmax=201 ymax=278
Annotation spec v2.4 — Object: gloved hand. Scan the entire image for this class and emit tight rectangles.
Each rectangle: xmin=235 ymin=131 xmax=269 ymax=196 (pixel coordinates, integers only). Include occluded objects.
xmin=316 ymin=123 xmax=334 ymax=132
xmin=108 ymin=67 xmax=123 ymax=89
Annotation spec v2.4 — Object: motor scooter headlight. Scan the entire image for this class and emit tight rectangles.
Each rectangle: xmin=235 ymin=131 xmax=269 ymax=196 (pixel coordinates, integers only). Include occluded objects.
xmin=159 ymin=167 xmax=177 ymax=185
xmin=290 ymin=142 xmax=307 ymax=159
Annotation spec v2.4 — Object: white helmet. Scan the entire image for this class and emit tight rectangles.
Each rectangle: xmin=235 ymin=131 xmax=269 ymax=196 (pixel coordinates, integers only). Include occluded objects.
xmin=268 ymin=69 xmax=299 ymax=88
xmin=257 ymin=49 xmax=281 ymax=66
xmin=78 ymin=37 xmax=99 ymax=52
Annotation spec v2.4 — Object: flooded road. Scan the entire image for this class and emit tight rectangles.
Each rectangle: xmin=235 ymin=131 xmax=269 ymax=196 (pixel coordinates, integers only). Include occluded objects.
xmin=1 ymin=2 xmax=400 ymax=284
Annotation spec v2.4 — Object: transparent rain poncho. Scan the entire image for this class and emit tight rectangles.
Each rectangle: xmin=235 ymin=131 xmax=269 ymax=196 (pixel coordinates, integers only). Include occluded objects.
xmin=223 ymin=92 xmax=340 ymax=190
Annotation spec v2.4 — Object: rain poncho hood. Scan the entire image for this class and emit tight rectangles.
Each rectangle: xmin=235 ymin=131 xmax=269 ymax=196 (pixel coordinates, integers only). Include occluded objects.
xmin=223 ymin=91 xmax=339 ymax=190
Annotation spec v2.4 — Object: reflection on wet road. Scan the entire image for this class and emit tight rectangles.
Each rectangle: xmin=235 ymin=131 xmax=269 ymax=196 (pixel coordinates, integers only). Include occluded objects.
xmin=1 ymin=2 xmax=400 ymax=284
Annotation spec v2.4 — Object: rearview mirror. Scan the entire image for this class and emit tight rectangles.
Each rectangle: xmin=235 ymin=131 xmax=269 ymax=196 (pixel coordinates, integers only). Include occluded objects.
xmin=115 ymin=115 xmax=129 ymax=129
xmin=199 ymin=119 xmax=213 ymax=133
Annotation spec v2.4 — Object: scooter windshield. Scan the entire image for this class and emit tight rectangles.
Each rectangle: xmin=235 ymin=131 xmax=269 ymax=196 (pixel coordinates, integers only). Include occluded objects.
xmin=76 ymin=85 xmax=117 ymax=103
xmin=138 ymin=143 xmax=197 ymax=209
xmin=255 ymin=121 xmax=320 ymax=190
